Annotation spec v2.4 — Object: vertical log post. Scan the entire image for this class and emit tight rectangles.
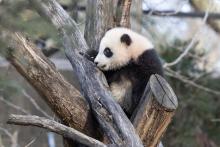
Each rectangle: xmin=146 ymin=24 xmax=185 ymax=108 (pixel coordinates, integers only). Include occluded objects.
xmin=84 ymin=0 xmax=114 ymax=50
xmin=132 ymin=74 xmax=178 ymax=147
xmin=115 ymin=0 xmax=132 ymax=28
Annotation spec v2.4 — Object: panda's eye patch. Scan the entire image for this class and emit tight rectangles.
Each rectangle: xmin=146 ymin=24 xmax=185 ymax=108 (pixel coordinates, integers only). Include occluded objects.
xmin=103 ymin=47 xmax=113 ymax=58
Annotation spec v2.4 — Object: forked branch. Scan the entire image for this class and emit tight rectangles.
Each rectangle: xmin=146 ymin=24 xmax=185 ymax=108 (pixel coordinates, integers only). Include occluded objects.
xmin=0 ymin=30 xmax=96 ymax=137
xmin=29 ymin=0 xmax=143 ymax=146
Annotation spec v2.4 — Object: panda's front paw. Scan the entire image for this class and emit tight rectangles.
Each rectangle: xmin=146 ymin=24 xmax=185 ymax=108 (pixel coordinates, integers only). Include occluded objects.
xmin=79 ymin=49 xmax=98 ymax=62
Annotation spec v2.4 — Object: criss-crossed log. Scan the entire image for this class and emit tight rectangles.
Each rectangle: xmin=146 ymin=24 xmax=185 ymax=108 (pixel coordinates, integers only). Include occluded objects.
xmin=28 ymin=0 xmax=143 ymax=146
xmin=0 ymin=0 xmax=178 ymax=146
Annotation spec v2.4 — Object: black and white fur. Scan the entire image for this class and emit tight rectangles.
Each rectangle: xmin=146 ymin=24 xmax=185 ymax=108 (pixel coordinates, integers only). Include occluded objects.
xmin=85 ymin=28 xmax=164 ymax=117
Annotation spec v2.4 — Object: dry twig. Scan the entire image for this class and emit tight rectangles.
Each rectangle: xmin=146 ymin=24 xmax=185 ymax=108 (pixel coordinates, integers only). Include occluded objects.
xmin=22 ymin=90 xmax=53 ymax=119
xmin=143 ymin=10 xmax=220 ymax=19
xmin=163 ymin=10 xmax=209 ymax=68
xmin=0 ymin=96 xmax=30 ymax=115
xmin=165 ymin=67 xmax=220 ymax=95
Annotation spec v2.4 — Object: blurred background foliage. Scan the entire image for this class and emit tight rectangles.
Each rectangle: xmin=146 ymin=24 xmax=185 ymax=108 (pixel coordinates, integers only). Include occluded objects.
xmin=161 ymin=43 xmax=220 ymax=147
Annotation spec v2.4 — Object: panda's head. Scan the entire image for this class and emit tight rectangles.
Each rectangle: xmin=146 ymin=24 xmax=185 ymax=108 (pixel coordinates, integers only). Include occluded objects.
xmin=94 ymin=27 xmax=154 ymax=70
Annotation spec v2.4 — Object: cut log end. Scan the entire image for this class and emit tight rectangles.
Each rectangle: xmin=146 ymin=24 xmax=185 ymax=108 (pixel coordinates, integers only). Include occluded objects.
xmin=150 ymin=74 xmax=178 ymax=110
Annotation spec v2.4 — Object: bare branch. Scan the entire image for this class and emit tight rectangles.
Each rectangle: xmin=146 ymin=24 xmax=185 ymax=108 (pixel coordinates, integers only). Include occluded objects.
xmin=0 ymin=127 xmax=19 ymax=147
xmin=24 ymin=137 xmax=38 ymax=147
xmin=22 ymin=90 xmax=53 ymax=119
xmin=0 ymin=30 xmax=96 ymax=136
xmin=165 ymin=67 xmax=220 ymax=95
xmin=0 ymin=96 xmax=30 ymax=115
xmin=7 ymin=115 xmax=107 ymax=147
xmin=0 ymin=127 xmax=13 ymax=139
xmin=143 ymin=10 xmax=220 ymax=19
xmin=211 ymin=118 xmax=220 ymax=122
xmin=28 ymin=0 xmax=143 ymax=146
xmin=171 ymin=42 xmax=202 ymax=61
xmin=163 ymin=10 xmax=209 ymax=68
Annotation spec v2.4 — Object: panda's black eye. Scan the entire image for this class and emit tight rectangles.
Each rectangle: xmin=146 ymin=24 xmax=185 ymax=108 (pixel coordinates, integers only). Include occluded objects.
xmin=103 ymin=47 xmax=113 ymax=58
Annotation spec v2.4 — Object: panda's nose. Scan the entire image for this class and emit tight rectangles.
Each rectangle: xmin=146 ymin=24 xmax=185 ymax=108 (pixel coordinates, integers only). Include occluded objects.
xmin=94 ymin=61 xmax=98 ymax=65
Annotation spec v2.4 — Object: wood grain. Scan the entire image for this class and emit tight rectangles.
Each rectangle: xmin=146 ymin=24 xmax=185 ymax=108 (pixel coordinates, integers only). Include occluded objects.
xmin=29 ymin=0 xmax=143 ymax=146
xmin=7 ymin=115 xmax=106 ymax=147
xmin=132 ymin=74 xmax=178 ymax=147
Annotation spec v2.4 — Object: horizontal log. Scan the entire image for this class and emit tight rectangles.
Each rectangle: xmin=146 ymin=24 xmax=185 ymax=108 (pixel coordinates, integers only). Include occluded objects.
xmin=7 ymin=115 xmax=106 ymax=147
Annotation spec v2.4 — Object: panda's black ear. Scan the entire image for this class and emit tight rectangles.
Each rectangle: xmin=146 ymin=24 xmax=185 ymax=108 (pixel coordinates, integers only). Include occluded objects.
xmin=120 ymin=34 xmax=132 ymax=46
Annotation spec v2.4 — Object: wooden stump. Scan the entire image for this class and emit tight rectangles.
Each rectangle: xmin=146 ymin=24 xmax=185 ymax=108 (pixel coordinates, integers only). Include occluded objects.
xmin=132 ymin=74 xmax=178 ymax=147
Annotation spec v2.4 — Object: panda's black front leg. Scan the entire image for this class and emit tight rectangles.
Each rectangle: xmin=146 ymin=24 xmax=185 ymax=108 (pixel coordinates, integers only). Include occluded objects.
xmin=79 ymin=49 xmax=98 ymax=62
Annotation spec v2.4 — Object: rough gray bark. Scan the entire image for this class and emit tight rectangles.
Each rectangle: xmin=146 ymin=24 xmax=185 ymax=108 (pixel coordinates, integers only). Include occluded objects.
xmin=1 ymin=0 xmax=179 ymax=146
xmin=29 ymin=0 xmax=143 ymax=146
xmin=84 ymin=0 xmax=114 ymax=50
xmin=2 ymin=31 xmax=178 ymax=147
xmin=84 ymin=1 xmax=115 ymax=143
xmin=115 ymin=0 xmax=132 ymax=27
xmin=7 ymin=115 xmax=106 ymax=147
xmin=0 ymin=31 xmax=98 ymax=137
xmin=70 ymin=0 xmax=78 ymax=21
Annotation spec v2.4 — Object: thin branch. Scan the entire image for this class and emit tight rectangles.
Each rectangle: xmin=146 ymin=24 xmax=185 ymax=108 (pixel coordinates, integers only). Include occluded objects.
xmin=163 ymin=10 xmax=209 ymax=68
xmin=24 ymin=137 xmax=37 ymax=147
xmin=165 ymin=67 xmax=220 ymax=96
xmin=0 ymin=96 xmax=30 ymax=115
xmin=0 ymin=127 xmax=13 ymax=139
xmin=0 ymin=30 xmax=96 ymax=136
xmin=22 ymin=90 xmax=53 ymax=119
xmin=143 ymin=10 xmax=220 ymax=19
xmin=7 ymin=114 xmax=107 ymax=147
xmin=171 ymin=42 xmax=203 ymax=61
xmin=0 ymin=127 xmax=19 ymax=147
xmin=24 ymin=131 xmax=47 ymax=147
xmin=211 ymin=118 xmax=220 ymax=122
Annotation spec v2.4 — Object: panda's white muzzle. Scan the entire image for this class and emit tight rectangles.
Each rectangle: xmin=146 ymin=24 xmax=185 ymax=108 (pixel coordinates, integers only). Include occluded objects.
xmin=94 ymin=55 xmax=109 ymax=70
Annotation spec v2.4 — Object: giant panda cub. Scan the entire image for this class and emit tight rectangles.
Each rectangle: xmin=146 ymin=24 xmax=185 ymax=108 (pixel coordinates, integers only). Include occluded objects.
xmin=85 ymin=27 xmax=164 ymax=117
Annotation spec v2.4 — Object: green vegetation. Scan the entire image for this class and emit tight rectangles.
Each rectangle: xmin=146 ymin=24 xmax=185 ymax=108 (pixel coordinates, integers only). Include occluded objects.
xmin=161 ymin=41 xmax=220 ymax=147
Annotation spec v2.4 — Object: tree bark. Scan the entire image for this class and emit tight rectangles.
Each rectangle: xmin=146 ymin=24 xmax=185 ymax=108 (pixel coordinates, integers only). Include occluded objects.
xmin=29 ymin=0 xmax=143 ymax=146
xmin=115 ymin=0 xmax=132 ymax=27
xmin=0 ymin=0 xmax=179 ymax=146
xmin=84 ymin=0 xmax=114 ymax=50
xmin=7 ymin=115 xmax=106 ymax=147
xmin=132 ymin=74 xmax=178 ymax=147
xmin=0 ymin=31 xmax=97 ymax=137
